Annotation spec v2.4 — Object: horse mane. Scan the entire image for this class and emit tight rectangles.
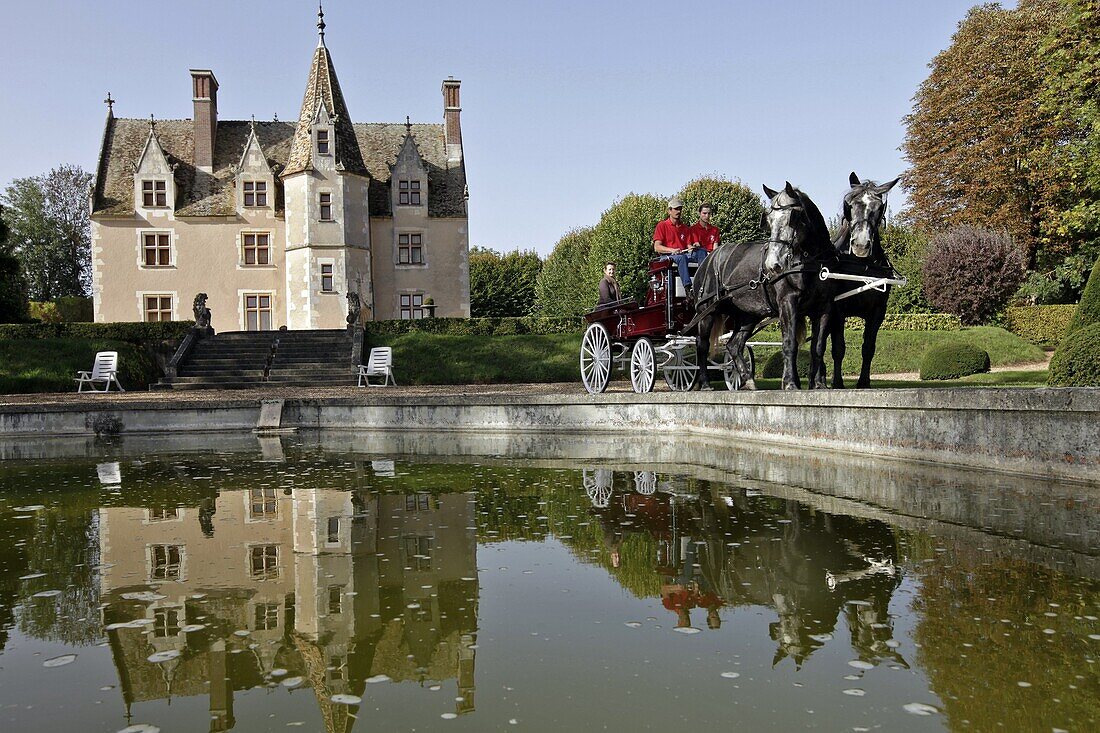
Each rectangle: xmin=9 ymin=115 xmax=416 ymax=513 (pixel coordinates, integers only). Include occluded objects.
xmin=792 ymin=186 xmax=834 ymax=259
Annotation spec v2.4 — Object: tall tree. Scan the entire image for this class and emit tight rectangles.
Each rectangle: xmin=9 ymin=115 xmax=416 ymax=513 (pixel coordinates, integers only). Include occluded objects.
xmin=468 ymin=246 xmax=542 ymax=317
xmin=0 ymin=165 xmax=93 ymax=300
xmin=1031 ymin=0 xmax=1100 ymax=291
xmin=0 ymin=209 xmax=30 ymax=322
xmin=588 ymin=193 xmax=668 ymax=301
xmin=902 ymin=0 xmax=1066 ymax=266
xmin=534 ymin=227 xmax=595 ymax=317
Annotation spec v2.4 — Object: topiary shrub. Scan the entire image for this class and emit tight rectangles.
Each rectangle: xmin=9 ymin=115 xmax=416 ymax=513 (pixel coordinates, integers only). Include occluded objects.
xmin=919 ymin=342 xmax=991 ymax=380
xmin=1047 ymin=322 xmax=1100 ymax=386
xmin=761 ymin=348 xmax=811 ymax=379
xmin=1049 ymin=254 xmax=1100 ymax=386
xmin=1065 ymin=254 xmax=1100 ymax=334
xmin=922 ymin=226 xmax=1026 ymax=325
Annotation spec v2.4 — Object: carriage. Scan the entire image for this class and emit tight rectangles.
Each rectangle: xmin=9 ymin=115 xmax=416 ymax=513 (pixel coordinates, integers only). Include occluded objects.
xmin=579 ymin=254 xmax=905 ymax=394
xmin=580 ymin=258 xmax=747 ymax=394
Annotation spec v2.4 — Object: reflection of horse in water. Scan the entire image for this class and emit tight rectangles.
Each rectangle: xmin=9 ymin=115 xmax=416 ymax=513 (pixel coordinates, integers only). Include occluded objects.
xmin=584 ymin=472 xmax=907 ymax=668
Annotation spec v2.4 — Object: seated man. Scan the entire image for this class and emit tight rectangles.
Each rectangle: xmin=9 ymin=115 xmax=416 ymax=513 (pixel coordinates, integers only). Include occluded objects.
xmin=653 ymin=197 xmax=706 ymax=292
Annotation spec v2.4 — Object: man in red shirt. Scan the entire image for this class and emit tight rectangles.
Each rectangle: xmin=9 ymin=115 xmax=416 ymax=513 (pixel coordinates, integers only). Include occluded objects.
xmin=688 ymin=203 xmax=721 ymax=253
xmin=653 ymin=197 xmax=705 ymax=292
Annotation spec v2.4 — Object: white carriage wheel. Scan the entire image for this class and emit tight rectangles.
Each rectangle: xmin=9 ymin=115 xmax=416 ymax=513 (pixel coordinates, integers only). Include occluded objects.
xmin=580 ymin=323 xmax=612 ymax=394
xmin=630 ymin=337 xmax=656 ymax=393
xmin=723 ymin=361 xmax=741 ymax=391
xmin=662 ymin=343 xmax=700 ymax=392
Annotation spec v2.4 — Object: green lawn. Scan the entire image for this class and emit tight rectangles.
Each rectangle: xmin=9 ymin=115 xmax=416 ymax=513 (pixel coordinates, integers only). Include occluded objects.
xmin=371 ymin=332 xmax=582 ymax=385
xmin=374 ymin=326 xmax=1045 ymax=388
xmin=749 ymin=325 xmax=1045 ymax=376
xmin=0 ymin=338 xmax=157 ymax=394
xmin=753 ymin=370 xmax=1050 ymax=390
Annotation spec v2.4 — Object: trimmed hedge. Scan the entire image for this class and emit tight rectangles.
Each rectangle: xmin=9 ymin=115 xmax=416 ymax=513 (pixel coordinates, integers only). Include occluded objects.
xmin=0 ymin=321 xmax=194 ymax=342
xmin=365 ymin=316 xmax=582 ymax=338
xmin=29 ymin=297 xmax=94 ymax=323
xmin=1048 ymin=322 xmax=1100 ymax=387
xmin=919 ymin=343 xmax=991 ymax=380
xmin=848 ymin=313 xmax=962 ymax=332
xmin=1003 ymin=305 xmax=1077 ymax=347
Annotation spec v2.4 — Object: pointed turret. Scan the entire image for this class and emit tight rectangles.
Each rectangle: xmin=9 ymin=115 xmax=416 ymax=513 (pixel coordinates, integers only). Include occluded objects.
xmin=282 ymin=6 xmax=367 ymax=178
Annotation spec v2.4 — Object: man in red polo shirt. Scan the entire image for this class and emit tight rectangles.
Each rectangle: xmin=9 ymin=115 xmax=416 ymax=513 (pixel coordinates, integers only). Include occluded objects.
xmin=688 ymin=203 xmax=721 ymax=253
xmin=653 ymin=197 xmax=705 ymax=292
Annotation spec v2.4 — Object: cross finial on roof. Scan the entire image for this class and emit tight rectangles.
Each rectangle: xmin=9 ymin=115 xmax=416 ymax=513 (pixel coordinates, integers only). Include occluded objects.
xmin=317 ymin=3 xmax=326 ymax=46
xmin=148 ymin=113 xmax=156 ymax=131
xmin=405 ymin=116 xmax=411 ymax=134
xmin=273 ymin=112 xmax=279 ymax=122
xmin=250 ymin=114 xmax=256 ymax=132
xmin=104 ymin=92 xmax=114 ymax=112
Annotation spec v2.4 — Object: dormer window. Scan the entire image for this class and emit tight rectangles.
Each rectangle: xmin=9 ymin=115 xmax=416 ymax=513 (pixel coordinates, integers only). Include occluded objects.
xmin=316 ymin=129 xmax=330 ymax=155
xmin=398 ymin=180 xmax=422 ymax=206
xmin=243 ymin=181 xmax=267 ymax=207
xmin=142 ymin=180 xmax=167 ymax=207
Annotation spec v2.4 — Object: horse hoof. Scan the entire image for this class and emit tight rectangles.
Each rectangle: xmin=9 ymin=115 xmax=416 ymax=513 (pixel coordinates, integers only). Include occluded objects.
xmin=742 ymin=379 xmax=757 ymax=391
xmin=700 ymin=383 xmax=714 ymax=392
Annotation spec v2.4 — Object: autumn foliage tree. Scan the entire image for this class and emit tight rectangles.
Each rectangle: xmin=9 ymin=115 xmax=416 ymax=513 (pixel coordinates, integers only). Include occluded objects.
xmin=902 ymin=0 xmax=1066 ymax=266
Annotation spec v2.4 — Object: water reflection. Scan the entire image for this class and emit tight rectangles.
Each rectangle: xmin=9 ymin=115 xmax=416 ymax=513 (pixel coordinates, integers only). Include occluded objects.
xmin=586 ymin=469 xmax=906 ymax=668
xmin=0 ymin=444 xmax=1096 ymax=731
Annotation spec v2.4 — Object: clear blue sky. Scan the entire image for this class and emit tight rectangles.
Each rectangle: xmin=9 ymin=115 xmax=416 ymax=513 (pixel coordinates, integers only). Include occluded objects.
xmin=0 ymin=0 xmax=994 ymax=255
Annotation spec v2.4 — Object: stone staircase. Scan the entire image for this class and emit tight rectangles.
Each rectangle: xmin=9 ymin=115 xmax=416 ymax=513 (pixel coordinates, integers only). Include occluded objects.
xmin=155 ymin=329 xmax=359 ymax=390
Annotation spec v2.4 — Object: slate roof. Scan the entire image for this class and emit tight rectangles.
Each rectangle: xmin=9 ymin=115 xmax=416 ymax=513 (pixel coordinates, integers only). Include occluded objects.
xmin=283 ymin=43 xmax=368 ymax=178
xmin=92 ymin=117 xmax=467 ymax=218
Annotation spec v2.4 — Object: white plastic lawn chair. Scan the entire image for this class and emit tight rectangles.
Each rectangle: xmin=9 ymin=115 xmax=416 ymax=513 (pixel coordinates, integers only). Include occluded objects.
xmin=357 ymin=347 xmax=396 ymax=387
xmin=74 ymin=351 xmax=125 ymax=392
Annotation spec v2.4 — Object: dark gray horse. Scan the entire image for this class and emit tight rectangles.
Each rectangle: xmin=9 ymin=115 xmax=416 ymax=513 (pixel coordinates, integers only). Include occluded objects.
xmin=690 ymin=183 xmax=837 ymax=390
xmin=826 ymin=172 xmax=900 ymax=388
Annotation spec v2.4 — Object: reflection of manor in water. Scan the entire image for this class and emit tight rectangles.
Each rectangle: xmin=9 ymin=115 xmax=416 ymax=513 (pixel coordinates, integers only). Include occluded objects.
xmin=587 ymin=469 xmax=906 ymax=669
xmin=98 ymin=487 xmax=477 ymax=731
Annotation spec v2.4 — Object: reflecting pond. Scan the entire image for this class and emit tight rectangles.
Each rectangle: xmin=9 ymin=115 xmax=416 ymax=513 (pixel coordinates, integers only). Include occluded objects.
xmin=0 ymin=433 xmax=1096 ymax=732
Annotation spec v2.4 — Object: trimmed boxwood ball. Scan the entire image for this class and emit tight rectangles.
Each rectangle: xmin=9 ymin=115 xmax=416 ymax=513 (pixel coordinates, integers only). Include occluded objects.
xmin=1048 ymin=322 xmax=1100 ymax=387
xmin=919 ymin=342 xmax=991 ymax=380
xmin=761 ymin=348 xmax=811 ymax=379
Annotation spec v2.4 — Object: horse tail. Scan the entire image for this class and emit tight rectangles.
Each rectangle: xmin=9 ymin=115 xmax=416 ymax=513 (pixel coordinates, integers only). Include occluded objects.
xmin=796 ymin=315 xmax=807 ymax=347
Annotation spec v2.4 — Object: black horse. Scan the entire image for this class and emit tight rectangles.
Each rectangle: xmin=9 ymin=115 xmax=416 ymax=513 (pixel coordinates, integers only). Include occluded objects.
xmin=827 ymin=172 xmax=900 ymax=388
xmin=691 ymin=183 xmax=837 ymax=390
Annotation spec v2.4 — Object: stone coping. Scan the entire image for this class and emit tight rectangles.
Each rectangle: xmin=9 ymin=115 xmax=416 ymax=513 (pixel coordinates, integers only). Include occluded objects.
xmin=0 ymin=384 xmax=1096 ymax=484
xmin=1 ymin=383 xmax=1097 ymax=413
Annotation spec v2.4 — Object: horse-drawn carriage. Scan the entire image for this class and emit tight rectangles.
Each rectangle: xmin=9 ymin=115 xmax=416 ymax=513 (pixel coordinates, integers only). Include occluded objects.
xmin=580 ymin=257 xmax=745 ymax=394
xmin=580 ymin=174 xmax=905 ymax=394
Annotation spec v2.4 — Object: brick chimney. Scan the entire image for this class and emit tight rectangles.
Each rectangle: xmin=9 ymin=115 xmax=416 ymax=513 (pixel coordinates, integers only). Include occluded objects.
xmin=442 ymin=77 xmax=462 ymax=163
xmin=190 ymin=69 xmax=219 ymax=173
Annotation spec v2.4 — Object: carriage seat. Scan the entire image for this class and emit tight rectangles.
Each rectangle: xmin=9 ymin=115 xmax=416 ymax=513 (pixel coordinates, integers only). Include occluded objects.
xmin=648 ymin=255 xmax=700 ymax=299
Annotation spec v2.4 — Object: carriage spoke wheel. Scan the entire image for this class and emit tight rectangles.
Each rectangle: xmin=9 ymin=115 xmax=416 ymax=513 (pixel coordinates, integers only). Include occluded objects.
xmin=662 ymin=344 xmax=700 ymax=391
xmin=722 ymin=361 xmax=741 ymax=391
xmin=630 ymin=338 xmax=656 ymax=393
xmin=723 ymin=345 xmax=756 ymax=391
xmin=580 ymin=323 xmax=612 ymax=394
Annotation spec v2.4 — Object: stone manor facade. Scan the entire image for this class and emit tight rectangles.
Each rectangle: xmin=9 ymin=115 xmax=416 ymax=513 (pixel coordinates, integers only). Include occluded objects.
xmin=90 ymin=15 xmax=470 ymax=332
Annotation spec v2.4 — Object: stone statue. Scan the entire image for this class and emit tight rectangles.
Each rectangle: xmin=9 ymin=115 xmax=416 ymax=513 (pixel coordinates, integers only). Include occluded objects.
xmin=346 ymin=292 xmax=362 ymax=328
xmin=193 ymin=292 xmax=212 ymax=332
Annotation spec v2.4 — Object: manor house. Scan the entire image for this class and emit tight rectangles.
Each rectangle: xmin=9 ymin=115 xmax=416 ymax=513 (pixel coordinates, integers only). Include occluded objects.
xmin=90 ymin=12 xmax=470 ymax=332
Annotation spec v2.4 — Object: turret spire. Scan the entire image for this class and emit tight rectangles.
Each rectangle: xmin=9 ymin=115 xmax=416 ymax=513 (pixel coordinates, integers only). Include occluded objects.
xmin=317 ymin=3 xmax=326 ymax=47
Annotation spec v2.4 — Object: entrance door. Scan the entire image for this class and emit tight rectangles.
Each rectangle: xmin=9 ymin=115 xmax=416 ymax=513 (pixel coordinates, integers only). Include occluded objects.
xmin=244 ymin=293 xmax=272 ymax=331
